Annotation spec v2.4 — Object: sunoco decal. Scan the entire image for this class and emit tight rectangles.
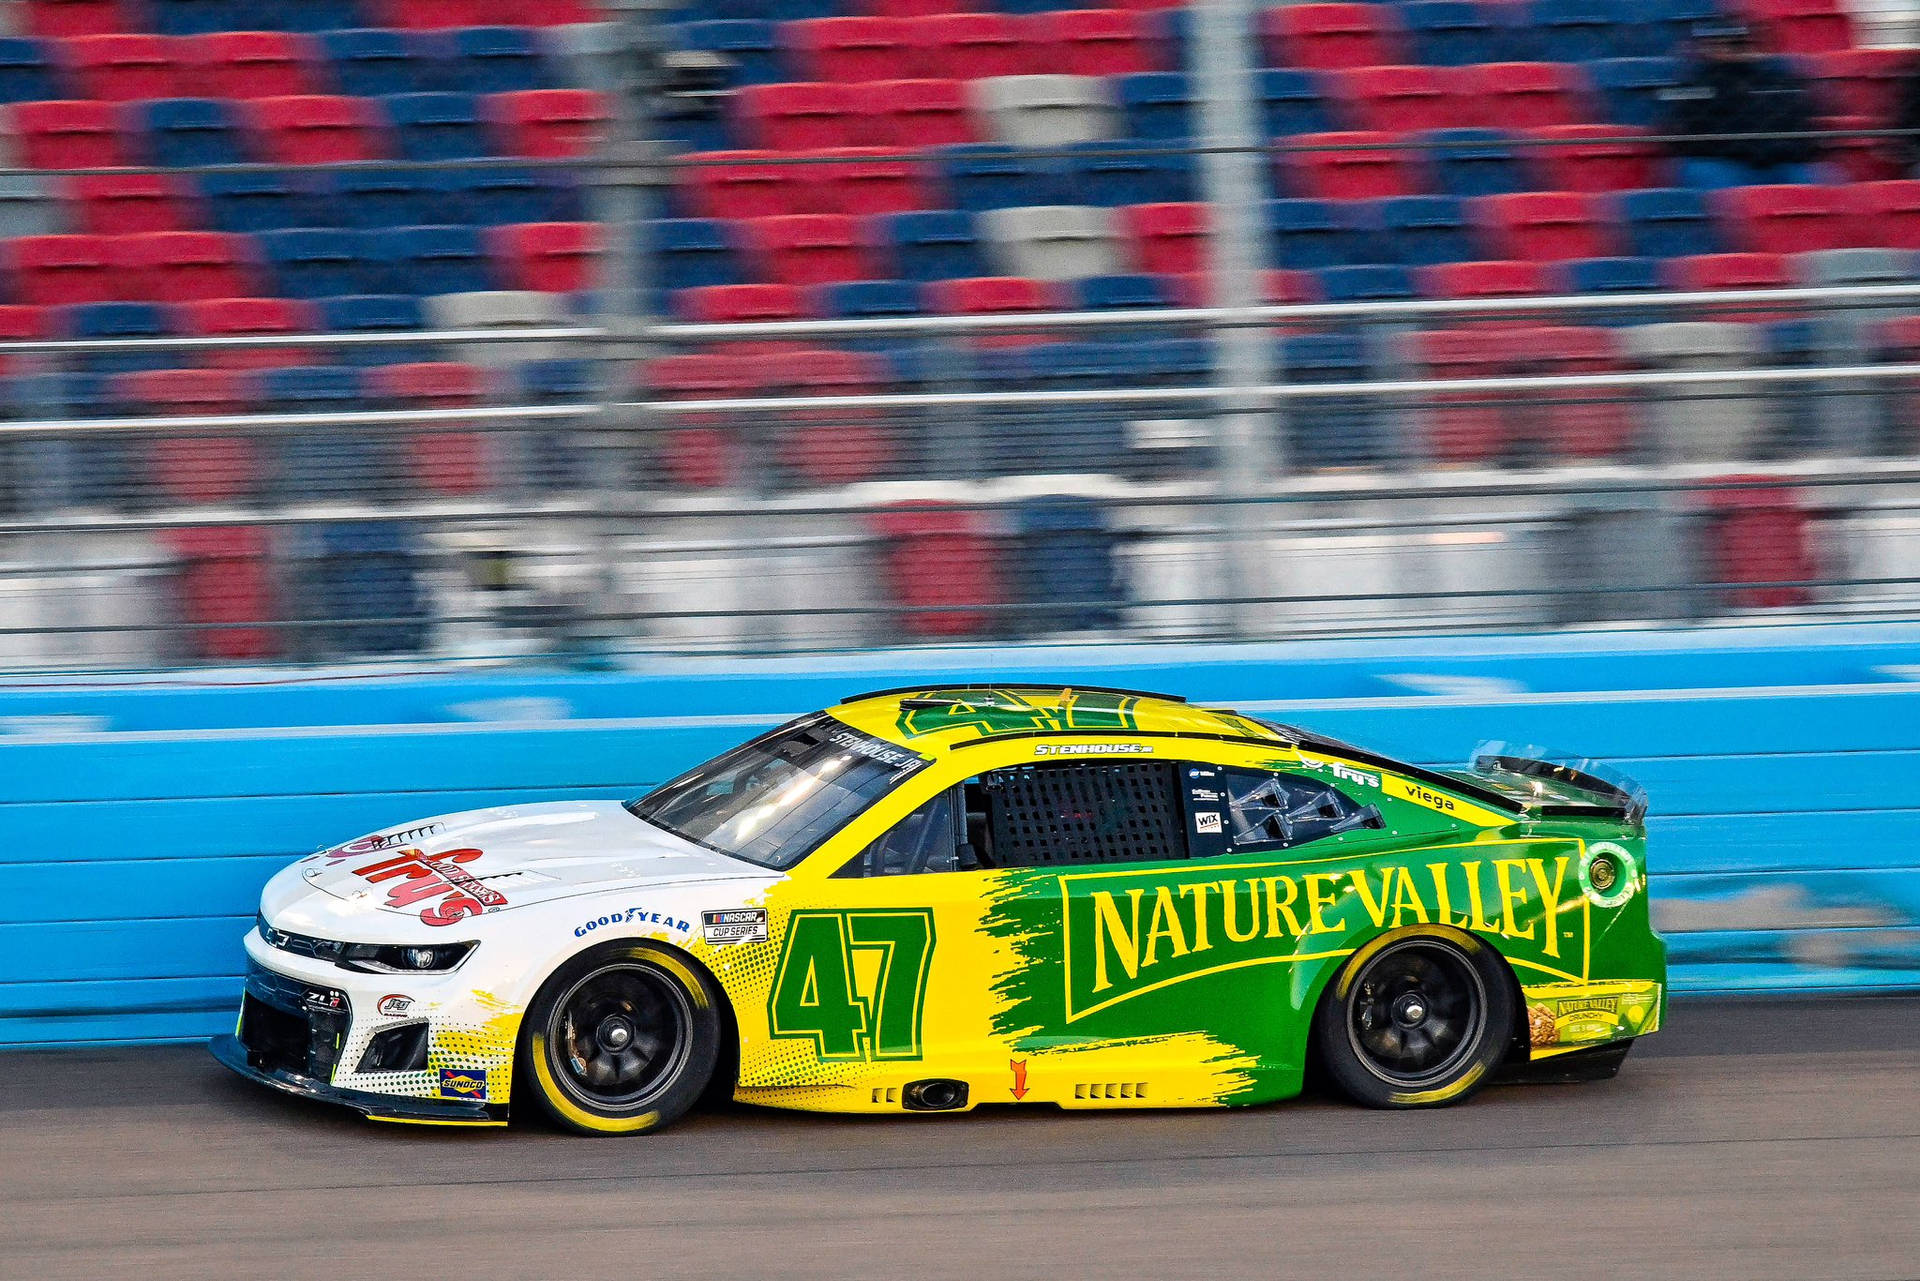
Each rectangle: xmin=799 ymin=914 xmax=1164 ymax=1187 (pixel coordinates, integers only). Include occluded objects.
xmin=438 ymin=1068 xmax=488 ymax=1100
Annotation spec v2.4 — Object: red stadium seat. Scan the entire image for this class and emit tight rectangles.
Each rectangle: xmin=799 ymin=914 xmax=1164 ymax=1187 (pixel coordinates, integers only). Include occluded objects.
xmin=371 ymin=0 xmax=488 ymax=29
xmin=742 ymin=214 xmax=878 ymax=288
xmin=1665 ymin=252 xmax=1796 ymax=320
xmin=185 ymin=32 xmax=324 ymax=100
xmin=1527 ymin=124 xmax=1663 ymax=192
xmin=9 ymin=100 xmax=131 ymax=170
xmin=817 ymin=147 xmax=937 ymax=216
xmin=1332 ymin=65 xmax=1473 ymax=134
xmin=0 ymin=305 xmax=53 ymax=375
xmin=67 ymin=34 xmax=188 ymax=103
xmin=1031 ymin=9 xmax=1166 ymax=77
xmin=6 ymin=234 xmax=122 ymax=306
xmin=165 ymin=525 xmax=276 ymax=661
xmin=489 ymin=89 xmax=608 ymax=160
xmin=647 ymin=351 xmax=753 ymax=488
xmin=1741 ymin=0 xmax=1855 ymax=54
xmin=789 ymin=17 xmax=913 ymax=83
xmin=869 ymin=502 xmax=1000 ymax=638
xmin=865 ymin=0 xmax=980 ymax=15
xmin=1463 ymin=63 xmax=1591 ymax=130
xmin=683 ymin=151 xmax=812 ymax=222
xmin=111 ymin=231 xmax=261 ymax=303
xmin=1284 ymin=131 xmax=1421 ymax=200
xmin=1480 ymin=191 xmax=1617 ymax=261
xmin=854 ymin=79 xmax=977 ymax=149
xmin=1122 ymin=201 xmax=1209 ymax=276
xmin=66 ymin=173 xmax=197 ymax=236
xmin=175 ymin=296 xmax=318 ymax=370
xmin=736 ymin=82 xmax=863 ymax=152
xmin=1803 ymin=48 xmax=1909 ymax=121
xmin=1505 ymin=324 xmax=1638 ymax=459
xmin=25 ymin=0 xmax=130 ymax=40
xmin=371 ymin=360 xmax=490 ymax=496
xmin=924 ymin=275 xmax=1061 ymax=346
xmin=905 ymin=13 xmax=1037 ymax=80
xmin=492 ymin=222 xmax=600 ymax=293
xmin=1419 ymin=258 xmax=1553 ymax=303
xmin=1698 ymin=476 xmax=1816 ymax=607
xmin=249 ymin=95 xmax=389 ymax=165
xmin=672 ymin=283 xmax=813 ymax=323
xmin=1719 ymin=184 xmax=1859 ymax=254
xmin=121 ymin=368 xmax=258 ymax=505
xmin=1852 ymin=180 xmax=1920 ymax=249
xmin=1261 ymin=4 xmax=1406 ymax=71
xmin=777 ymin=348 xmax=893 ymax=487
xmin=1411 ymin=328 xmax=1512 ymax=465
xmin=1818 ymin=114 xmax=1904 ymax=184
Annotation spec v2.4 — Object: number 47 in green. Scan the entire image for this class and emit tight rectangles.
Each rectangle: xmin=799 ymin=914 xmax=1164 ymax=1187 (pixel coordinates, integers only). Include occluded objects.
xmin=768 ymin=910 xmax=935 ymax=1061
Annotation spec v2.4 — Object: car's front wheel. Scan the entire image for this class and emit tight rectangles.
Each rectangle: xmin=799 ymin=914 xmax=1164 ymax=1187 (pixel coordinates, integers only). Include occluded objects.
xmin=1315 ymin=929 xmax=1515 ymax=1108
xmin=518 ymin=941 xmax=722 ymax=1135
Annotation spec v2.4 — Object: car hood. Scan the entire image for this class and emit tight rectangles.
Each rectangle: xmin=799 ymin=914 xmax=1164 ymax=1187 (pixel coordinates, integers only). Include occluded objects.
xmin=280 ymin=801 xmax=770 ymax=926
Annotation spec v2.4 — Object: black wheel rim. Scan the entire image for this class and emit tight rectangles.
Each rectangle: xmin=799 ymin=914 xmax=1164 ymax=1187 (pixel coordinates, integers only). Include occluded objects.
xmin=547 ymin=962 xmax=693 ymax=1112
xmin=1346 ymin=939 xmax=1486 ymax=1089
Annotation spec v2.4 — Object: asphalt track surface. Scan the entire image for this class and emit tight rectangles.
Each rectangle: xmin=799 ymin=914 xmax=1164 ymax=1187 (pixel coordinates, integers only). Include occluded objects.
xmin=4 ymin=997 xmax=1917 ymax=1281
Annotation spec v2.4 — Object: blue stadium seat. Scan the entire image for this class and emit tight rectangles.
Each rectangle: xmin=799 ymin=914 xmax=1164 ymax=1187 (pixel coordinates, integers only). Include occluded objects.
xmin=150 ymin=0 xmax=251 ymax=36
xmin=1619 ymin=187 xmax=1722 ymax=257
xmin=1279 ymin=331 xmax=1389 ymax=466
xmin=372 ymin=224 xmax=498 ymax=295
xmin=1267 ymin=198 xmax=1368 ymax=270
xmin=650 ymin=218 xmax=745 ymax=298
xmin=1566 ymin=254 xmax=1668 ymax=323
xmin=64 ymin=303 xmax=175 ymax=375
xmin=435 ymin=27 xmax=555 ymax=94
xmin=1063 ymin=141 xmax=1194 ymax=206
xmin=384 ymin=92 xmax=494 ymax=161
xmin=1526 ymin=0 xmax=1634 ymax=62
xmin=300 ymin=521 xmax=430 ymax=656
xmin=1258 ymin=68 xmax=1339 ymax=137
xmin=522 ymin=358 xmax=595 ymax=400
xmin=435 ymin=165 xmax=583 ymax=225
xmin=1011 ymin=497 xmax=1121 ymax=632
xmin=1422 ymin=128 xmax=1535 ymax=197
xmin=1318 ymin=263 xmax=1419 ymax=302
xmin=939 ymin=145 xmax=1070 ymax=212
xmin=261 ymin=365 xmax=383 ymax=500
xmin=328 ymin=167 xmax=445 ymax=230
xmin=881 ymin=210 xmax=989 ymax=282
xmin=813 ymin=279 xmax=923 ymax=318
xmin=1632 ymin=0 xmax=1724 ymax=55
xmin=672 ymin=21 xmax=786 ymax=87
xmin=318 ymin=294 xmax=433 ymax=367
xmin=0 ymin=39 xmax=66 ymax=103
xmin=1589 ymin=57 xmax=1683 ymax=128
xmin=322 ymin=28 xmax=427 ymax=98
xmin=141 ymin=99 xmax=251 ymax=168
xmin=258 ymin=0 xmax=365 ymax=32
xmin=1401 ymin=1 xmax=1508 ymax=65
xmin=1074 ymin=273 xmax=1175 ymax=309
xmin=1135 ymin=336 xmax=1213 ymax=383
xmin=261 ymin=229 xmax=386 ymax=299
xmin=1375 ymin=195 xmax=1479 ymax=266
xmin=1118 ymin=72 xmax=1193 ymax=141
xmin=198 ymin=171 xmax=323 ymax=235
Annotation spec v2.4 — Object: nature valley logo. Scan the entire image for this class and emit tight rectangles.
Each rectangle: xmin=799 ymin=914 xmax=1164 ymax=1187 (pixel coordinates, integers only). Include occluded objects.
xmin=1058 ymin=846 xmax=1585 ymax=1021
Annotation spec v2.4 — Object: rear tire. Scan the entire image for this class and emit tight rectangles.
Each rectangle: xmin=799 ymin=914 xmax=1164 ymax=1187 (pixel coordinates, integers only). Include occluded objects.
xmin=518 ymin=941 xmax=722 ymax=1136
xmin=1315 ymin=930 xmax=1515 ymax=1109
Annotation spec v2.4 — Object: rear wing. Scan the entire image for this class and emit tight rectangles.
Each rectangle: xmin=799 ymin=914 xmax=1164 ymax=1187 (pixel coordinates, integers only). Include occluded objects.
xmin=1462 ymin=741 xmax=1649 ymax=824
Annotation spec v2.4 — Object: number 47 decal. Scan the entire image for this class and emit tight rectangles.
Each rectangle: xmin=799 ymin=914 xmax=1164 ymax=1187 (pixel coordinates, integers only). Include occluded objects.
xmin=769 ymin=910 xmax=935 ymax=1061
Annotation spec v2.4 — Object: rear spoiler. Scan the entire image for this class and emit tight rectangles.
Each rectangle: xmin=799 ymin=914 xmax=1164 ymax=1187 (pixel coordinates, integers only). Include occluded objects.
xmin=1462 ymin=741 xmax=1649 ymax=824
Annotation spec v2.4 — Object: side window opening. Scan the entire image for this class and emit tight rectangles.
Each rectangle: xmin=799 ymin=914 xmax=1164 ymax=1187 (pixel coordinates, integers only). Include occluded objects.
xmin=1223 ymin=769 xmax=1381 ymax=851
xmin=837 ymin=788 xmax=968 ymax=878
xmin=976 ymin=760 xmax=1184 ymax=869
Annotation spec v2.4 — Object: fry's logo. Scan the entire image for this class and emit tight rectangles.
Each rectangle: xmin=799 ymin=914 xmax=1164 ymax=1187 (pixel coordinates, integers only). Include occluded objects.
xmin=332 ymin=847 xmax=507 ymax=927
xmin=1060 ymin=848 xmax=1582 ymax=1021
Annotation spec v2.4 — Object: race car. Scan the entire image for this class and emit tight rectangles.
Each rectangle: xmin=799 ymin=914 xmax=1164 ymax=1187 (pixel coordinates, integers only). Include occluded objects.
xmin=211 ymin=685 xmax=1666 ymax=1134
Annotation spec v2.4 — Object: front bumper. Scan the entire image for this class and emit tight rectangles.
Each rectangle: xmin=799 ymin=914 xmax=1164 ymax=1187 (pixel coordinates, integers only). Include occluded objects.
xmin=209 ymin=1034 xmax=507 ymax=1125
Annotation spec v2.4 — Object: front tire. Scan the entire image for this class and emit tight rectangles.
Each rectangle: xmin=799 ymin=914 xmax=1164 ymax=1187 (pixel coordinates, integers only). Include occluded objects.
xmin=518 ymin=941 xmax=722 ymax=1135
xmin=1315 ymin=930 xmax=1515 ymax=1108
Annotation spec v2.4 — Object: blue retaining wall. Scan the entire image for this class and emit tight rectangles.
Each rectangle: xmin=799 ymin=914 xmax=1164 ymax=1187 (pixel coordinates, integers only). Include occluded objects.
xmin=5 ymin=621 xmax=1920 ymax=1047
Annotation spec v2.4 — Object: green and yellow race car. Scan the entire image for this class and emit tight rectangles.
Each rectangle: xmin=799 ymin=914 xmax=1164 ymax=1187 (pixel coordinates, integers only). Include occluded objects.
xmin=221 ymin=684 xmax=1665 ymax=1133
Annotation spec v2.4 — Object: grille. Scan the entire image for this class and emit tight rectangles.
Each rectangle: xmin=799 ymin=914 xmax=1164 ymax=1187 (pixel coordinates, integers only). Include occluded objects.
xmin=239 ymin=961 xmax=351 ymax=1081
xmin=985 ymin=761 xmax=1182 ymax=867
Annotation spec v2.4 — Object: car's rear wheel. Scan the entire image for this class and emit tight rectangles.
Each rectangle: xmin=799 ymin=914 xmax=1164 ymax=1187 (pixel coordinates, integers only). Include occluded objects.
xmin=518 ymin=941 xmax=721 ymax=1135
xmin=1315 ymin=929 xmax=1515 ymax=1108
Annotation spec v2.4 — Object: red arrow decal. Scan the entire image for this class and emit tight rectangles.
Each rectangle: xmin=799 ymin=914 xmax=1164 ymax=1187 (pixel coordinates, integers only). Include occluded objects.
xmin=1010 ymin=1058 xmax=1029 ymax=1100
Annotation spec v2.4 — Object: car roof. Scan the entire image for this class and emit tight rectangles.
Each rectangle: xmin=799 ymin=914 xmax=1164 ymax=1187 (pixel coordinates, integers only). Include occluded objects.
xmin=827 ymin=684 xmax=1295 ymax=756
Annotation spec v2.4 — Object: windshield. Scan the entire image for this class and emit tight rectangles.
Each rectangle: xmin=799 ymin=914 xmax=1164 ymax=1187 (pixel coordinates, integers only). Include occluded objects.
xmin=627 ymin=718 xmax=927 ymax=870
